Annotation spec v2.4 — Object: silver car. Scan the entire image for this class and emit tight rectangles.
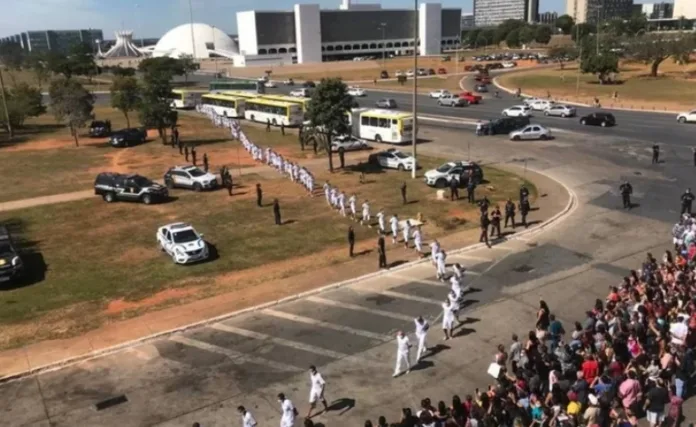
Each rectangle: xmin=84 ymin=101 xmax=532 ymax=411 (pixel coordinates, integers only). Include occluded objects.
xmin=544 ymin=104 xmax=576 ymax=118
xmin=437 ymin=94 xmax=468 ymax=107
xmin=376 ymin=98 xmax=397 ymax=109
xmin=509 ymin=124 xmax=552 ymax=141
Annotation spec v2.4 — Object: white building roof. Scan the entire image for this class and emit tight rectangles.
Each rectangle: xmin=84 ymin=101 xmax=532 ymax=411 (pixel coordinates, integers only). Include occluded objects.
xmin=153 ymin=23 xmax=238 ymax=59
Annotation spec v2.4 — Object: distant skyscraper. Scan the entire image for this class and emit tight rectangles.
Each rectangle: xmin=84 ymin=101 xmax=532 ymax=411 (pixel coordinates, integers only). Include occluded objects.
xmin=473 ymin=0 xmax=539 ymax=27
xmin=0 ymin=29 xmax=103 ymax=53
xmin=538 ymin=11 xmax=559 ymax=24
xmin=566 ymin=0 xmax=633 ymax=24
xmin=461 ymin=13 xmax=475 ymax=29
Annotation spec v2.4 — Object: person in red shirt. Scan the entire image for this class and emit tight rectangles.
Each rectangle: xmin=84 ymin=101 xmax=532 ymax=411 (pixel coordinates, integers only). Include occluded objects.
xmin=582 ymin=353 xmax=600 ymax=385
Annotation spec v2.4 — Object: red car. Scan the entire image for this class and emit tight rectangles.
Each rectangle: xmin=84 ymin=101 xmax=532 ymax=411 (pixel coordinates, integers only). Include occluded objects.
xmin=459 ymin=91 xmax=482 ymax=104
xmin=437 ymin=68 xmax=447 ymax=74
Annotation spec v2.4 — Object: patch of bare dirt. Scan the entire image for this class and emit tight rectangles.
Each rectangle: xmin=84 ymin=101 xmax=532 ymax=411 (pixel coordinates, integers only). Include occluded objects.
xmin=105 ymin=287 xmax=200 ymax=315
xmin=3 ymin=136 xmax=108 ymax=153
xmin=115 ymin=247 xmax=159 ymax=264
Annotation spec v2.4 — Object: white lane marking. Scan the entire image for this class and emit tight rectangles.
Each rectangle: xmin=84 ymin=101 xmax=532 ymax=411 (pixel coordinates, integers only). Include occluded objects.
xmin=376 ymin=290 xmax=443 ymax=306
xmin=449 ymin=254 xmax=494 ymax=263
xmin=170 ymin=335 xmax=302 ymax=372
xmin=262 ymin=309 xmax=391 ymax=341
xmin=307 ymin=296 xmax=413 ymax=321
xmin=211 ymin=323 xmax=350 ymax=360
xmin=385 ymin=273 xmax=449 ymax=287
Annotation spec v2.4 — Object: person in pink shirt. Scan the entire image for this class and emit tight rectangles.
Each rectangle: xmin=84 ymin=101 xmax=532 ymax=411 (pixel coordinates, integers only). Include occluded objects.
xmin=618 ymin=371 xmax=642 ymax=424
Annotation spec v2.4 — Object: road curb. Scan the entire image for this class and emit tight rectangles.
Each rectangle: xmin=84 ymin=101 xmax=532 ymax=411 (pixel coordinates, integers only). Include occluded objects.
xmin=0 ymin=166 xmax=576 ymax=385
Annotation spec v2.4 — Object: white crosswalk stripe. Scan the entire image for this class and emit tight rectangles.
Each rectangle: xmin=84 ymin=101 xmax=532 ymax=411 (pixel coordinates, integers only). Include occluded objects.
xmin=307 ymin=296 xmax=414 ymax=321
xmin=262 ymin=309 xmax=392 ymax=341
xmin=373 ymin=290 xmax=443 ymax=306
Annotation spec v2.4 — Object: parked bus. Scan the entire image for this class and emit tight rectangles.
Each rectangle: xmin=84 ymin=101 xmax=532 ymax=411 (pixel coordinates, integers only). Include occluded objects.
xmin=170 ymin=89 xmax=198 ymax=109
xmin=244 ymin=98 xmax=304 ymax=127
xmin=351 ymin=109 xmax=413 ymax=144
xmin=200 ymin=93 xmax=246 ymax=118
xmin=209 ymin=79 xmax=262 ymax=93
xmin=220 ymin=90 xmax=260 ymax=101
xmin=260 ymin=94 xmax=312 ymax=115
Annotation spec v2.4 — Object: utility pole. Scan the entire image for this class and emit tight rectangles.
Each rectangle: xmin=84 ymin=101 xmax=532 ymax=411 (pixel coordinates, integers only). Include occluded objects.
xmin=411 ymin=0 xmax=418 ymax=179
xmin=0 ymin=69 xmax=13 ymax=139
xmin=379 ymin=23 xmax=387 ymax=68
xmin=575 ymin=24 xmax=581 ymax=96
xmin=188 ymin=0 xmax=197 ymax=58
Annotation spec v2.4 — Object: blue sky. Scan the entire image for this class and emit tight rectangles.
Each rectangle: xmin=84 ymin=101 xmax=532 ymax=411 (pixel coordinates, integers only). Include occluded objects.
xmin=0 ymin=0 xmax=669 ymax=39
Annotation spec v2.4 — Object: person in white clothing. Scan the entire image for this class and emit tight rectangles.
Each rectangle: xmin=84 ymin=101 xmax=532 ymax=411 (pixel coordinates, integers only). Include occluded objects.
xmin=390 ymin=214 xmax=399 ymax=244
xmin=306 ymin=365 xmax=328 ymax=418
xmin=323 ymin=182 xmax=331 ymax=205
xmin=452 ymin=263 xmax=465 ymax=280
xmin=237 ymin=405 xmax=257 ymax=427
xmin=338 ymin=192 xmax=346 ymax=216
xmin=450 ymin=275 xmax=462 ymax=300
xmin=377 ymin=210 xmax=386 ymax=234
xmin=442 ymin=300 xmax=455 ymax=340
xmin=448 ymin=290 xmax=461 ymax=325
xmin=435 ymin=250 xmax=447 ymax=281
xmin=278 ymin=393 xmax=296 ymax=427
xmin=330 ymin=188 xmax=338 ymax=208
xmin=403 ymin=220 xmax=411 ymax=249
xmin=414 ymin=316 xmax=430 ymax=361
xmin=361 ymin=200 xmax=371 ymax=225
xmin=393 ymin=331 xmax=412 ymax=377
xmin=349 ymin=194 xmax=357 ymax=219
xmin=413 ymin=226 xmax=423 ymax=255
xmin=430 ymin=240 xmax=440 ymax=265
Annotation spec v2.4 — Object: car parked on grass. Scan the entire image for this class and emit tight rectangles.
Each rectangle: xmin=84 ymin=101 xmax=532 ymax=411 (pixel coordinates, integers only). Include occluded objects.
xmin=580 ymin=112 xmax=616 ymax=127
xmin=157 ymin=223 xmax=209 ymax=265
xmin=481 ymin=117 xmax=531 ymax=135
xmin=677 ymin=110 xmax=696 ymax=124
xmin=502 ymin=105 xmax=532 ymax=117
xmin=375 ymin=98 xmax=397 ymax=109
xmin=438 ymin=94 xmax=468 ymax=107
xmin=429 ymin=89 xmax=451 ymax=99
xmin=368 ymin=149 xmax=415 ymax=171
xmin=459 ymin=91 xmax=482 ymax=104
xmin=437 ymin=68 xmax=447 ymax=74
xmin=544 ymin=104 xmax=576 ymax=118
xmin=0 ymin=225 xmax=23 ymax=284
xmin=110 ymin=128 xmax=147 ymax=147
xmin=331 ymin=135 xmax=369 ymax=153
xmin=424 ymin=161 xmax=484 ymax=188
xmin=510 ymin=124 xmax=552 ymax=141
xmin=380 ymin=70 xmax=389 ymax=79
xmin=164 ymin=165 xmax=218 ymax=191
xmin=94 ymin=172 xmax=168 ymax=204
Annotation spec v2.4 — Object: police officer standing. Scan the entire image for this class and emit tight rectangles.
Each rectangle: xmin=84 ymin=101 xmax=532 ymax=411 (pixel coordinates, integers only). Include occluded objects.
xmin=377 ymin=235 xmax=387 ymax=269
xmin=256 ymin=183 xmax=263 ymax=207
xmin=479 ymin=212 xmax=491 ymax=247
xmin=449 ymin=178 xmax=459 ymax=201
xmin=348 ymin=226 xmax=355 ymax=257
xmin=619 ymin=181 xmax=633 ymax=209
xmin=273 ymin=198 xmax=282 ymax=225
xmin=681 ymin=188 xmax=695 ymax=215
xmin=519 ymin=185 xmax=530 ymax=205
xmin=519 ymin=197 xmax=531 ymax=228
xmin=191 ymin=146 xmax=197 ymax=166
xmin=177 ymin=136 xmax=183 ymax=154
xmin=652 ymin=143 xmax=660 ymax=164
xmin=400 ymin=182 xmax=407 ymax=205
xmin=479 ymin=196 xmax=490 ymax=215
xmin=173 ymin=126 xmax=179 ymax=145
xmin=467 ymin=177 xmax=476 ymax=204
xmin=280 ymin=122 xmax=285 ymax=136
xmin=266 ymin=119 xmax=271 ymax=132
xmin=504 ymin=198 xmax=516 ymax=228
xmin=338 ymin=149 xmax=345 ymax=169
xmin=490 ymin=206 xmax=502 ymax=238
xmin=203 ymin=153 xmax=209 ymax=172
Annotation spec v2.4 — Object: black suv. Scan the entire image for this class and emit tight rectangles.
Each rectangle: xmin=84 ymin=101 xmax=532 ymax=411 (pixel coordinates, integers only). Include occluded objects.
xmin=89 ymin=120 xmax=111 ymax=137
xmin=482 ymin=117 xmax=530 ymax=135
xmin=580 ymin=112 xmax=616 ymax=127
xmin=110 ymin=128 xmax=148 ymax=147
xmin=94 ymin=172 xmax=168 ymax=204
xmin=0 ymin=226 xmax=23 ymax=283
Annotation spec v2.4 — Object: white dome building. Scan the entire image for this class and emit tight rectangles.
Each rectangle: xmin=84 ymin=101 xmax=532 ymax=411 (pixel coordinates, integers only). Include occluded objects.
xmin=153 ymin=23 xmax=238 ymax=59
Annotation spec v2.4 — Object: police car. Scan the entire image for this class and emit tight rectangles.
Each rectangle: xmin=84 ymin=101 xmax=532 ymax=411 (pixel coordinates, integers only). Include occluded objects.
xmin=367 ymin=148 xmax=415 ymax=171
xmin=157 ymin=223 xmax=209 ymax=264
xmin=424 ymin=161 xmax=484 ymax=188
xmin=163 ymin=165 xmax=218 ymax=191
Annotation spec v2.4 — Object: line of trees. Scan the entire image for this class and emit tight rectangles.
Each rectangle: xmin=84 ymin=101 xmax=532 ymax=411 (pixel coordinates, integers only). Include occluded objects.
xmin=461 ymin=19 xmax=555 ymax=49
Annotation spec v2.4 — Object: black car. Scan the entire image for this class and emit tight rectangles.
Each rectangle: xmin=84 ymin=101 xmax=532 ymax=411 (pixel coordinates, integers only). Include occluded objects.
xmin=0 ymin=226 xmax=23 ymax=284
xmin=380 ymin=70 xmax=389 ymax=79
xmin=303 ymin=80 xmax=316 ymax=88
xmin=110 ymin=128 xmax=148 ymax=147
xmin=94 ymin=172 xmax=168 ymax=204
xmin=474 ymin=84 xmax=489 ymax=93
xmin=482 ymin=117 xmax=530 ymax=135
xmin=89 ymin=120 xmax=112 ymax=137
xmin=580 ymin=112 xmax=616 ymax=127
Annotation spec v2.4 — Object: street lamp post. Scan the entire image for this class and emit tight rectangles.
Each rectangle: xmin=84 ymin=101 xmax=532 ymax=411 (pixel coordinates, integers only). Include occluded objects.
xmin=411 ymin=0 xmax=418 ymax=179
xmin=379 ymin=23 xmax=387 ymax=68
xmin=188 ymin=0 xmax=197 ymax=58
xmin=213 ymin=25 xmax=218 ymax=74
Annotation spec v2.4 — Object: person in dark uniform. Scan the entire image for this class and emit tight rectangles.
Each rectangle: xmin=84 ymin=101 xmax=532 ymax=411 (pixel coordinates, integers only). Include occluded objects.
xmin=504 ymin=198 xmax=516 ymax=228
xmin=173 ymin=127 xmax=179 ymax=145
xmin=203 ymin=153 xmax=209 ymax=172
xmin=490 ymin=206 xmax=502 ymax=238
xmin=479 ymin=196 xmax=490 ymax=215
xmin=652 ymin=143 xmax=660 ymax=164
xmin=256 ymin=183 xmax=263 ymax=207
xmin=400 ymin=182 xmax=407 ymax=205
xmin=298 ymin=126 xmax=304 ymax=150
xmin=348 ymin=226 xmax=355 ymax=257
xmin=266 ymin=119 xmax=271 ymax=132
xmin=280 ymin=122 xmax=285 ymax=136
xmin=377 ymin=235 xmax=387 ymax=269
xmin=225 ymin=175 xmax=233 ymax=196
xmin=273 ymin=198 xmax=282 ymax=225
xmin=227 ymin=170 xmax=233 ymax=194
xmin=184 ymin=145 xmax=189 ymax=162
xmin=520 ymin=197 xmax=531 ymax=228
xmin=177 ymin=137 xmax=183 ymax=154
xmin=519 ymin=185 xmax=530 ymax=204
xmin=191 ymin=146 xmax=197 ymax=166
xmin=449 ymin=178 xmax=459 ymax=201
xmin=467 ymin=178 xmax=476 ymax=204
xmin=170 ymin=132 xmax=176 ymax=148
xmin=479 ymin=212 xmax=490 ymax=247
xmin=338 ymin=149 xmax=345 ymax=169
xmin=681 ymin=188 xmax=695 ymax=215
xmin=692 ymin=147 xmax=696 ymax=166
xmin=619 ymin=181 xmax=633 ymax=209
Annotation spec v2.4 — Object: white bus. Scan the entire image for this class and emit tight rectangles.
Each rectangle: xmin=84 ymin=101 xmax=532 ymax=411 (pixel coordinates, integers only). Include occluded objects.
xmin=200 ymin=93 xmax=246 ymax=118
xmin=170 ymin=89 xmax=198 ymax=109
xmin=352 ymin=109 xmax=413 ymax=144
xmin=244 ymin=98 xmax=304 ymax=127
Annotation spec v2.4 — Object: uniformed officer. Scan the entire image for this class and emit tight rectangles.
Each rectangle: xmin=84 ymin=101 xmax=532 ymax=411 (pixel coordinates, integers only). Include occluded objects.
xmin=479 ymin=196 xmax=490 ymax=215
xmin=170 ymin=132 xmax=176 ymax=148
xmin=184 ymin=145 xmax=189 ymax=162
xmin=348 ymin=226 xmax=355 ymax=257
xmin=619 ymin=181 xmax=633 ymax=209
xmin=467 ymin=177 xmax=476 ymax=203
xmin=177 ymin=136 xmax=183 ymax=154
xmin=519 ymin=185 xmax=530 ymax=204
xmin=273 ymin=199 xmax=282 ymax=225
xmin=377 ymin=235 xmax=387 ymax=269
xmin=191 ymin=146 xmax=197 ymax=166
xmin=490 ymin=206 xmax=502 ymax=238
xmin=681 ymin=188 xmax=695 ymax=215
xmin=173 ymin=126 xmax=179 ymax=145
xmin=520 ymin=197 xmax=531 ymax=228
xmin=298 ymin=126 xmax=304 ymax=150
xmin=256 ymin=183 xmax=263 ymax=207
xmin=203 ymin=153 xmax=209 ymax=172
xmin=225 ymin=175 xmax=233 ymax=196
xmin=504 ymin=198 xmax=516 ymax=228
xmin=449 ymin=177 xmax=459 ymax=201
xmin=338 ymin=149 xmax=345 ymax=169
xmin=479 ymin=212 xmax=490 ymax=247
xmin=400 ymin=182 xmax=407 ymax=205
xmin=280 ymin=122 xmax=285 ymax=136
xmin=652 ymin=143 xmax=660 ymax=164
xmin=266 ymin=119 xmax=271 ymax=132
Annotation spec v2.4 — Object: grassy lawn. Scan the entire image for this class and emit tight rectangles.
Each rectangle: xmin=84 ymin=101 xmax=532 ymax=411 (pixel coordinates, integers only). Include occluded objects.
xmin=498 ymin=62 xmax=696 ymax=111
xmin=0 ymin=68 xmax=111 ymax=92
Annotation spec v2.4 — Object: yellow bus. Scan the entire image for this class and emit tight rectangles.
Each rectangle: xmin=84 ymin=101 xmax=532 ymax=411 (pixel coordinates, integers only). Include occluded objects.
xmin=220 ymin=90 xmax=260 ymax=101
xmin=356 ymin=109 xmax=413 ymax=144
xmin=170 ymin=89 xmax=198 ymax=109
xmin=260 ymin=94 xmax=312 ymax=115
xmin=200 ymin=93 xmax=246 ymax=118
xmin=244 ymin=98 xmax=304 ymax=127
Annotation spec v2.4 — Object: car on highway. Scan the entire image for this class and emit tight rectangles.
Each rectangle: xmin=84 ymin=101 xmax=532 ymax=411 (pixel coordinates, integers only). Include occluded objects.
xmin=528 ymin=99 xmax=555 ymax=111
xmin=474 ymin=84 xmax=488 ymax=93
xmin=502 ymin=61 xmax=517 ymax=68
xmin=347 ymin=86 xmax=367 ymax=97
xmin=264 ymin=81 xmax=277 ymax=88
xmin=522 ymin=97 xmax=543 ymax=106
xmin=290 ymin=88 xmax=312 ymax=97
xmin=580 ymin=112 xmax=616 ymax=127
xmin=677 ymin=110 xmax=696 ymax=124
xmin=331 ymin=135 xmax=369 ymax=153
xmin=109 ymin=127 xmax=147 ymax=147
xmin=0 ymin=225 xmax=23 ymax=284
xmin=375 ymin=98 xmax=397 ymax=109
xmin=368 ymin=149 xmax=415 ymax=171
xmin=283 ymin=78 xmax=295 ymax=85
xmin=459 ymin=91 xmax=482 ymax=104
xmin=544 ymin=104 xmax=576 ymax=118
xmin=157 ymin=223 xmax=209 ymax=265
xmin=94 ymin=172 xmax=168 ymax=204
xmin=481 ymin=117 xmax=531 ymax=135
xmin=429 ymin=89 xmax=451 ymax=99
xmin=510 ymin=124 xmax=552 ymax=141
xmin=502 ymin=105 xmax=532 ymax=117
xmin=424 ymin=161 xmax=483 ymax=188
xmin=417 ymin=68 xmax=427 ymax=76
xmin=163 ymin=165 xmax=218 ymax=191
xmin=303 ymin=81 xmax=316 ymax=88
xmin=437 ymin=94 xmax=468 ymax=107
xmin=406 ymin=69 xmax=415 ymax=77
xmin=474 ymin=75 xmax=491 ymax=84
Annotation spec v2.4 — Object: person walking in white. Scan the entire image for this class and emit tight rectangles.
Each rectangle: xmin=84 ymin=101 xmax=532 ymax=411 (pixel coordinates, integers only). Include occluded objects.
xmin=448 ymin=290 xmax=462 ymax=325
xmin=452 ymin=263 xmax=464 ymax=280
xmin=393 ymin=331 xmax=412 ymax=377
xmin=390 ymin=214 xmax=399 ymax=244
xmin=377 ymin=210 xmax=386 ymax=234
xmin=413 ymin=226 xmax=423 ymax=255
xmin=330 ymin=188 xmax=338 ymax=208
xmin=349 ymin=194 xmax=357 ymax=220
xmin=435 ymin=250 xmax=447 ymax=281
xmin=338 ymin=192 xmax=346 ymax=216
xmin=414 ymin=316 xmax=430 ymax=361
xmin=442 ymin=300 xmax=455 ymax=340
xmin=323 ymin=182 xmax=331 ymax=205
xmin=450 ymin=275 xmax=462 ymax=300
xmin=403 ymin=220 xmax=411 ymax=249
xmin=430 ymin=240 xmax=440 ymax=265
xmin=361 ymin=200 xmax=371 ymax=225
xmin=277 ymin=393 xmax=296 ymax=427
xmin=237 ymin=405 xmax=257 ymax=427
xmin=306 ymin=365 xmax=328 ymax=418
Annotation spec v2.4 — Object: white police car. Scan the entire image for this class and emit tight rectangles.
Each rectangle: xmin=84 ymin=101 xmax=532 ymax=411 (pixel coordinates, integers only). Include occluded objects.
xmin=163 ymin=165 xmax=218 ymax=191
xmin=157 ymin=223 xmax=209 ymax=264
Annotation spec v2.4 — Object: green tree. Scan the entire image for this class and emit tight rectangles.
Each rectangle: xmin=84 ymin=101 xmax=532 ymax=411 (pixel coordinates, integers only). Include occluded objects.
xmin=466 ymin=28 xmax=482 ymax=47
xmin=138 ymin=57 xmax=185 ymax=81
xmin=571 ymin=23 xmax=594 ymax=42
xmin=138 ymin=62 xmax=177 ymax=144
xmin=306 ymin=78 xmax=355 ymax=173
xmin=548 ymin=45 xmax=578 ymax=69
xmin=626 ymin=33 xmax=696 ymax=77
xmin=481 ymin=29 xmax=497 ymax=47
xmin=111 ymin=66 xmax=137 ymax=77
xmin=46 ymin=42 xmax=96 ymax=79
xmin=178 ymin=54 xmax=198 ymax=83
xmin=580 ymin=50 xmax=619 ymax=84
xmin=24 ymin=51 xmax=50 ymax=89
xmin=555 ymin=14 xmax=575 ymax=35
xmin=518 ymin=26 xmax=536 ymax=45
xmin=626 ymin=15 xmax=648 ymax=35
xmin=535 ymin=25 xmax=553 ymax=44
xmin=505 ymin=29 xmax=521 ymax=48
xmin=494 ymin=19 xmax=526 ymax=45
xmin=110 ymin=76 xmax=141 ymax=128
xmin=0 ymin=41 xmax=25 ymax=86
xmin=0 ymin=83 xmax=45 ymax=132
xmin=604 ymin=18 xmax=627 ymax=36
xmin=48 ymin=78 xmax=94 ymax=146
